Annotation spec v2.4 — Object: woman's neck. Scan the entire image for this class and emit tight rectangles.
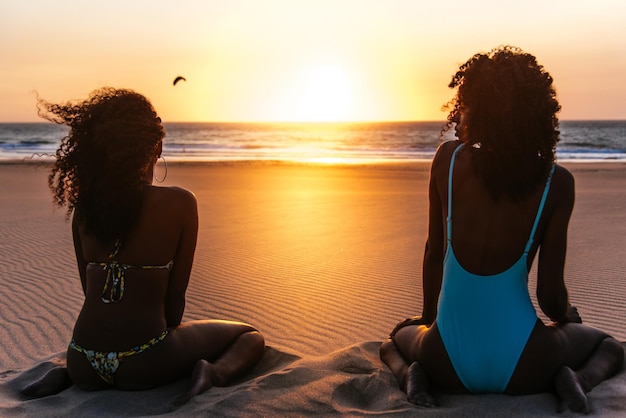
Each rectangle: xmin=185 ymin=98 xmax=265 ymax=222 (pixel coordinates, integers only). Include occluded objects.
xmin=143 ymin=166 xmax=154 ymax=185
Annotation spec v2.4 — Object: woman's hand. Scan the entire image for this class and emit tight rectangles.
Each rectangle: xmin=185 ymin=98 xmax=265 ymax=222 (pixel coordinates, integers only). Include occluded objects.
xmin=389 ymin=316 xmax=431 ymax=338
xmin=551 ymin=305 xmax=583 ymax=326
xmin=565 ymin=305 xmax=582 ymax=324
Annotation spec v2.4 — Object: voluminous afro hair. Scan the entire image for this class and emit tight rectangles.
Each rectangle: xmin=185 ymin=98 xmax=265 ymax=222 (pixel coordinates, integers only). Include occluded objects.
xmin=41 ymin=87 xmax=165 ymax=245
xmin=445 ymin=46 xmax=561 ymax=200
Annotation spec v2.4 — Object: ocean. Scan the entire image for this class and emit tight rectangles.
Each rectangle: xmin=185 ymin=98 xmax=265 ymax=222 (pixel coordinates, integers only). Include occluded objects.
xmin=1 ymin=120 xmax=625 ymax=163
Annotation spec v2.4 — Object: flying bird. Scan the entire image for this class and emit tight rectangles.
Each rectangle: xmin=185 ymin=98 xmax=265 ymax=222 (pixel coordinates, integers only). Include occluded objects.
xmin=173 ymin=76 xmax=186 ymax=86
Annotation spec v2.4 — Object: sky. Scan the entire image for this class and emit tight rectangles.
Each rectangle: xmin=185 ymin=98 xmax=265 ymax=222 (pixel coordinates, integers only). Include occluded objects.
xmin=1 ymin=0 xmax=625 ymax=122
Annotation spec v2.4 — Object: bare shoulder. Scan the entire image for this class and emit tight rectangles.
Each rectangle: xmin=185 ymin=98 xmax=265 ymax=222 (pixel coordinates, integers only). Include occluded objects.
xmin=551 ymin=164 xmax=575 ymax=198
xmin=546 ymin=164 xmax=575 ymax=216
xmin=431 ymin=140 xmax=462 ymax=178
xmin=552 ymin=164 xmax=574 ymax=187
xmin=435 ymin=140 xmax=462 ymax=161
xmin=158 ymin=186 xmax=197 ymax=201
xmin=148 ymin=186 xmax=198 ymax=212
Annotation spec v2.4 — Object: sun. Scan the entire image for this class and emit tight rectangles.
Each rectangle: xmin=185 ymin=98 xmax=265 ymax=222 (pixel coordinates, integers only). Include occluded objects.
xmin=295 ymin=66 xmax=353 ymax=122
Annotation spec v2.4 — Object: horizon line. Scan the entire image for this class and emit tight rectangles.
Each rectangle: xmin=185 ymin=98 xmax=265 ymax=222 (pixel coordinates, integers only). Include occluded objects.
xmin=2 ymin=118 xmax=625 ymax=124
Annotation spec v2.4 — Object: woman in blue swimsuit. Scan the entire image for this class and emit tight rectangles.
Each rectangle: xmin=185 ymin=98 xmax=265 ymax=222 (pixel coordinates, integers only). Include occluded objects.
xmin=380 ymin=46 xmax=623 ymax=413
xmin=21 ymin=88 xmax=265 ymax=405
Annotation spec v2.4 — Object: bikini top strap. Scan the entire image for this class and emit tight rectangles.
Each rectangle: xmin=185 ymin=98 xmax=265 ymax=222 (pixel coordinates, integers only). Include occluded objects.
xmin=524 ymin=164 xmax=556 ymax=254
xmin=447 ymin=143 xmax=465 ymax=242
xmin=101 ymin=239 xmax=123 ymax=304
xmin=109 ymin=239 xmax=122 ymax=259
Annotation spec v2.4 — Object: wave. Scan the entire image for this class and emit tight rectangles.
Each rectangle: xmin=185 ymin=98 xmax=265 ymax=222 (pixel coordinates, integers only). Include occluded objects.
xmin=1 ymin=121 xmax=625 ymax=163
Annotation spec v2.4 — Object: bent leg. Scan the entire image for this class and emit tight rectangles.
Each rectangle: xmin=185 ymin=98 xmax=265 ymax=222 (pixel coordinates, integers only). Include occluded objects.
xmin=206 ymin=328 xmax=265 ymax=386
xmin=557 ymin=323 xmax=623 ymax=391
xmin=554 ymin=323 xmax=622 ymax=413
xmin=20 ymin=366 xmax=72 ymax=398
xmin=380 ymin=325 xmax=435 ymax=406
xmin=380 ymin=337 xmax=411 ymax=391
xmin=173 ymin=329 xmax=265 ymax=406
xmin=406 ymin=360 xmax=438 ymax=407
xmin=115 ymin=319 xmax=264 ymax=405
xmin=509 ymin=321 xmax=623 ymax=412
xmin=381 ymin=324 xmax=464 ymax=406
xmin=389 ymin=323 xmax=465 ymax=393
xmin=380 ymin=324 xmax=431 ymax=391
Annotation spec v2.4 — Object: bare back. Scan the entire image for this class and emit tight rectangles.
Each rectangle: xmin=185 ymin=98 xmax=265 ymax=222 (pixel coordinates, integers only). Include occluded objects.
xmin=72 ymin=185 xmax=198 ymax=350
xmin=424 ymin=140 xmax=575 ymax=323
xmin=442 ymin=145 xmax=547 ymax=273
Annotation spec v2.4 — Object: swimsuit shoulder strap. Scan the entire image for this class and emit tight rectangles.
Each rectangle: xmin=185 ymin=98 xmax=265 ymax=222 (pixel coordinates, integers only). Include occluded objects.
xmin=446 ymin=143 xmax=555 ymax=254
xmin=524 ymin=164 xmax=556 ymax=254
xmin=447 ymin=143 xmax=465 ymax=242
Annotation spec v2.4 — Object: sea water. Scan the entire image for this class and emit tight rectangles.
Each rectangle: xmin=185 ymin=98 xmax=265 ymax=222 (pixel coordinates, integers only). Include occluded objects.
xmin=1 ymin=121 xmax=625 ymax=163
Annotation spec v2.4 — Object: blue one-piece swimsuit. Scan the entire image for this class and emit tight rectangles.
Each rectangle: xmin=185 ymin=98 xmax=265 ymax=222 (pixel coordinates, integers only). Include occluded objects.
xmin=436 ymin=143 xmax=555 ymax=393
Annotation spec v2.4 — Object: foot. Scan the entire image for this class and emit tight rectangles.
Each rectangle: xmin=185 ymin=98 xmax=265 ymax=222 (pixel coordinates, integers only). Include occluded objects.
xmin=20 ymin=366 xmax=72 ymax=398
xmin=406 ymin=361 xmax=437 ymax=407
xmin=554 ymin=366 xmax=589 ymax=414
xmin=173 ymin=360 xmax=216 ymax=407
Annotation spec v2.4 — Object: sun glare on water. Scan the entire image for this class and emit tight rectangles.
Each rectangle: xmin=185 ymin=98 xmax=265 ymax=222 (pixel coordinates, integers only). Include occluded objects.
xmin=295 ymin=66 xmax=353 ymax=122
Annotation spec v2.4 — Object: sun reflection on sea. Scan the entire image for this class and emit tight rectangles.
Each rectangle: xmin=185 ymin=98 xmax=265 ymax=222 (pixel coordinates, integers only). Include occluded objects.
xmin=301 ymin=156 xmax=352 ymax=165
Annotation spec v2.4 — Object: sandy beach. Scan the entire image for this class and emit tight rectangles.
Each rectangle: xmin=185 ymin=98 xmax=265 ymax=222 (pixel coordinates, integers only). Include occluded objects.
xmin=0 ymin=161 xmax=624 ymax=417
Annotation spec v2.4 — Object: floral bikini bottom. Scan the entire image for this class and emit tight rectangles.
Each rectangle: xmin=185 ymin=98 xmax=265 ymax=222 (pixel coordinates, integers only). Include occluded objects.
xmin=69 ymin=330 xmax=169 ymax=384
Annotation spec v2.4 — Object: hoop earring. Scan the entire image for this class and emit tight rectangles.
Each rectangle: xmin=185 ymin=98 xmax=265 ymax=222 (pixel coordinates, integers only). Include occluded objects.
xmin=154 ymin=155 xmax=168 ymax=183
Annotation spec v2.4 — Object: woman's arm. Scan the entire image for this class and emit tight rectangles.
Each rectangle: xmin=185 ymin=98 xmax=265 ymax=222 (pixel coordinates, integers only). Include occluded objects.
xmin=420 ymin=144 xmax=450 ymax=324
xmin=71 ymin=214 xmax=88 ymax=296
xmin=389 ymin=154 xmax=446 ymax=335
xmin=536 ymin=166 xmax=575 ymax=323
xmin=389 ymin=144 xmax=452 ymax=336
xmin=164 ymin=188 xmax=199 ymax=327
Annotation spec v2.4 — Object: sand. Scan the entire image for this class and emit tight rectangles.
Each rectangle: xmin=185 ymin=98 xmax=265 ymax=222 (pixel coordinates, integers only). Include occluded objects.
xmin=0 ymin=161 xmax=624 ymax=417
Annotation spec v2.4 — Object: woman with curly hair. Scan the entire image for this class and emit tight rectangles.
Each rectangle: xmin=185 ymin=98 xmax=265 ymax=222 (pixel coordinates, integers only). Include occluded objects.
xmin=21 ymin=88 xmax=265 ymax=406
xmin=380 ymin=46 xmax=623 ymax=412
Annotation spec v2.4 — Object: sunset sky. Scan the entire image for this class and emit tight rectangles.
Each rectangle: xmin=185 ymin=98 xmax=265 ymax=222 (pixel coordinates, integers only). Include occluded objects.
xmin=1 ymin=1 xmax=624 ymax=122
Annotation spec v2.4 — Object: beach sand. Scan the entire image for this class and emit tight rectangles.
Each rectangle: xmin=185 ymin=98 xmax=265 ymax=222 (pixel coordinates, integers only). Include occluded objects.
xmin=0 ymin=161 xmax=624 ymax=417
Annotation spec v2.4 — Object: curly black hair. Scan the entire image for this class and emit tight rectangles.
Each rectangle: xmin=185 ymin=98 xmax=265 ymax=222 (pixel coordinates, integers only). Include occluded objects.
xmin=40 ymin=87 xmax=165 ymax=245
xmin=444 ymin=46 xmax=561 ymax=200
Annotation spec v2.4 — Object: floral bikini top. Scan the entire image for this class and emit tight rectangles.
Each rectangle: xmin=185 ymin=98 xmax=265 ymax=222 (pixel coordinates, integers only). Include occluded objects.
xmin=88 ymin=240 xmax=174 ymax=303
